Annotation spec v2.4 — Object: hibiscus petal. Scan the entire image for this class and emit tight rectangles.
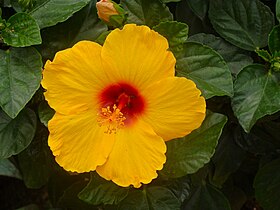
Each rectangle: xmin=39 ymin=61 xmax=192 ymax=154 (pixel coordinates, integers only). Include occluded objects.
xmin=42 ymin=41 xmax=108 ymax=115
xmin=141 ymin=77 xmax=206 ymax=141
xmin=48 ymin=111 xmax=115 ymax=173
xmin=96 ymin=120 xmax=166 ymax=188
xmin=101 ymin=24 xmax=175 ymax=89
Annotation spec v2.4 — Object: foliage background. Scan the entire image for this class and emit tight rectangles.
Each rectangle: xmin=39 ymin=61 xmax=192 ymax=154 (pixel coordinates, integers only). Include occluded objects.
xmin=0 ymin=0 xmax=280 ymax=209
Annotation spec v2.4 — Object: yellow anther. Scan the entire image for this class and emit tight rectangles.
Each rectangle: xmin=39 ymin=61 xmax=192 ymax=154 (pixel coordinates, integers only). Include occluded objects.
xmin=97 ymin=104 xmax=126 ymax=134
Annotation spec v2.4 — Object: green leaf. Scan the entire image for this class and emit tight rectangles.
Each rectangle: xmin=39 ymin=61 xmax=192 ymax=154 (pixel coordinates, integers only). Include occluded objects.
xmin=232 ymin=64 xmax=280 ymax=132
xmin=38 ymin=101 xmax=54 ymax=127
xmin=167 ymin=176 xmax=191 ymax=203
xmin=211 ymin=125 xmax=246 ymax=187
xmin=118 ymin=187 xmax=180 ymax=210
xmin=1 ymin=12 xmax=41 ymax=47
xmin=17 ymin=0 xmax=35 ymax=10
xmin=235 ymin=121 xmax=280 ymax=154
xmin=189 ymin=33 xmax=253 ymax=76
xmin=118 ymin=190 xmax=149 ymax=210
xmin=176 ymin=42 xmax=233 ymax=99
xmin=0 ymin=108 xmax=36 ymax=159
xmin=268 ymin=25 xmax=280 ymax=55
xmin=38 ymin=0 xmax=106 ymax=60
xmin=161 ymin=111 xmax=227 ymax=178
xmin=0 ymin=47 xmax=42 ymax=118
xmin=254 ymin=158 xmax=280 ymax=210
xmin=71 ymin=0 xmax=107 ymax=43
xmin=47 ymin=170 xmax=86 ymax=206
xmin=95 ymin=30 xmax=111 ymax=45
xmin=18 ymin=126 xmax=52 ymax=188
xmin=57 ymin=181 xmax=99 ymax=210
xmin=209 ymin=0 xmax=274 ymax=51
xmin=146 ymin=186 xmax=181 ymax=210
xmin=187 ymin=0 xmax=209 ymax=20
xmin=0 ymin=158 xmax=22 ymax=179
xmin=78 ymin=173 xmax=129 ymax=205
xmin=183 ymin=183 xmax=231 ymax=210
xmin=255 ymin=49 xmax=272 ymax=62
xmin=161 ymin=0 xmax=181 ymax=2
xmin=277 ymin=0 xmax=280 ymax=23
xmin=153 ymin=21 xmax=188 ymax=49
xmin=29 ymin=0 xmax=91 ymax=29
xmin=16 ymin=204 xmax=39 ymax=210
xmin=175 ymin=0 xmax=206 ymax=36
xmin=120 ymin=0 xmax=173 ymax=27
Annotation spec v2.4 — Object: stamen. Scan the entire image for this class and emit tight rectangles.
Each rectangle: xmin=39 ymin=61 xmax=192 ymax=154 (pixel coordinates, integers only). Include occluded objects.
xmin=97 ymin=104 xmax=126 ymax=134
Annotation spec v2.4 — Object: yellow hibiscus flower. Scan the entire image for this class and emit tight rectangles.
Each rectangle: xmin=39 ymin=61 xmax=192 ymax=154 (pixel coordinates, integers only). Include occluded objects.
xmin=41 ymin=24 xmax=206 ymax=188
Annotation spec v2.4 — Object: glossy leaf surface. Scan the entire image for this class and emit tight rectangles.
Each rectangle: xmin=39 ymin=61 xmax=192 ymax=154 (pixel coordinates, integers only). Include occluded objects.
xmin=0 ymin=109 xmax=36 ymax=159
xmin=209 ymin=0 xmax=274 ymax=51
xmin=1 ymin=12 xmax=41 ymax=47
xmin=176 ymin=42 xmax=233 ymax=99
xmin=232 ymin=64 xmax=280 ymax=132
xmin=0 ymin=47 xmax=42 ymax=118
xmin=161 ymin=111 xmax=227 ymax=178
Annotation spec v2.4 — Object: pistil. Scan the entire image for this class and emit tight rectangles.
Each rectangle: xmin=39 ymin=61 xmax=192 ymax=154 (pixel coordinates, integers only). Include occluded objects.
xmin=97 ymin=93 xmax=130 ymax=134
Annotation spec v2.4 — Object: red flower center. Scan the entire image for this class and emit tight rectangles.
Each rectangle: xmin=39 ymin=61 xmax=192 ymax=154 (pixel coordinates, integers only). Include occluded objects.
xmin=97 ymin=82 xmax=146 ymax=132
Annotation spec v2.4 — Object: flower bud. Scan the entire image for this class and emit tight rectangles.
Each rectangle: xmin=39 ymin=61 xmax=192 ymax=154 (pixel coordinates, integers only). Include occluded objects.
xmin=96 ymin=0 xmax=127 ymax=27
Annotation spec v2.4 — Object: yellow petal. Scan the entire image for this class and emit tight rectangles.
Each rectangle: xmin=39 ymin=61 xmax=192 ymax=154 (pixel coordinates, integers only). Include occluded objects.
xmin=42 ymin=41 xmax=109 ymax=115
xmin=141 ymin=77 xmax=206 ymax=141
xmin=96 ymin=120 xmax=166 ymax=188
xmin=48 ymin=111 xmax=115 ymax=173
xmin=101 ymin=24 xmax=176 ymax=89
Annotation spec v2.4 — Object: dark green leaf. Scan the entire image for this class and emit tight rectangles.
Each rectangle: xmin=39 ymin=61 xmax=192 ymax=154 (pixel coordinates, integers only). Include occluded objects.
xmin=187 ymin=0 xmax=209 ymax=20
xmin=153 ymin=21 xmax=188 ymax=49
xmin=38 ymin=101 xmax=54 ymax=127
xmin=277 ymin=0 xmax=280 ymax=23
xmin=0 ymin=158 xmax=22 ymax=179
xmin=232 ymin=64 xmax=280 ymax=132
xmin=183 ymin=184 xmax=231 ymax=210
xmin=161 ymin=111 xmax=227 ymax=178
xmin=29 ymin=0 xmax=91 ymax=29
xmin=255 ymin=49 xmax=271 ymax=62
xmin=18 ymin=126 xmax=52 ymax=188
xmin=1 ymin=12 xmax=41 ymax=47
xmin=268 ymin=25 xmax=280 ymax=55
xmin=254 ymin=158 xmax=280 ymax=210
xmin=176 ymin=42 xmax=233 ymax=99
xmin=70 ymin=0 xmax=107 ymax=43
xmin=176 ymin=0 xmax=211 ymax=36
xmin=58 ymin=181 xmax=98 ymax=210
xmin=209 ymin=0 xmax=274 ymax=51
xmin=118 ymin=187 xmax=180 ymax=210
xmin=16 ymin=204 xmax=40 ymax=210
xmin=235 ymin=121 xmax=280 ymax=154
xmin=146 ymin=186 xmax=181 ymax=210
xmin=118 ymin=190 xmax=149 ymax=210
xmin=47 ymin=170 xmax=86 ymax=206
xmin=211 ymin=125 xmax=246 ymax=187
xmin=39 ymin=0 xmax=106 ymax=60
xmin=120 ymin=0 xmax=173 ymax=27
xmin=78 ymin=173 xmax=129 ymax=205
xmin=161 ymin=0 xmax=181 ymax=2
xmin=95 ymin=30 xmax=111 ymax=45
xmin=167 ymin=176 xmax=191 ymax=203
xmin=223 ymin=185 xmax=247 ymax=210
xmin=0 ymin=108 xmax=36 ymax=159
xmin=189 ymin=33 xmax=253 ymax=75
xmin=0 ymin=47 xmax=42 ymax=118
